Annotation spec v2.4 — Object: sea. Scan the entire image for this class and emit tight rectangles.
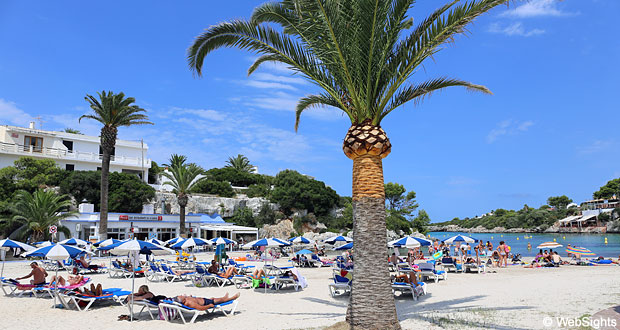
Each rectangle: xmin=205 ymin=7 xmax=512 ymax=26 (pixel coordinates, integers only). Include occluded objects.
xmin=427 ymin=231 xmax=620 ymax=258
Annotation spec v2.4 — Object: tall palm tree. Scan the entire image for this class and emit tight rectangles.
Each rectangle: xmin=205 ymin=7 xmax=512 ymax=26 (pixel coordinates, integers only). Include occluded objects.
xmin=2 ymin=189 xmax=75 ymax=242
xmin=187 ymin=1 xmax=507 ymax=328
xmin=161 ymin=157 xmax=207 ymax=237
xmin=225 ymin=154 xmax=254 ymax=173
xmin=80 ymin=91 xmax=152 ymax=240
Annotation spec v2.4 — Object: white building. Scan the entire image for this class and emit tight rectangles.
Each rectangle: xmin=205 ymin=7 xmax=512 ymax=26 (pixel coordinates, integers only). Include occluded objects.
xmin=0 ymin=122 xmax=150 ymax=179
xmin=59 ymin=203 xmax=258 ymax=243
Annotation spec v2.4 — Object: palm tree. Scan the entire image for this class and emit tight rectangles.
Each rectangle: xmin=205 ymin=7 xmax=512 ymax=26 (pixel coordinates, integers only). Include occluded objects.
xmin=2 ymin=189 xmax=75 ymax=242
xmin=80 ymin=91 xmax=152 ymax=240
xmin=187 ymin=1 xmax=508 ymax=328
xmin=225 ymin=154 xmax=254 ymax=173
xmin=161 ymin=156 xmax=207 ymax=237
xmin=163 ymin=154 xmax=188 ymax=169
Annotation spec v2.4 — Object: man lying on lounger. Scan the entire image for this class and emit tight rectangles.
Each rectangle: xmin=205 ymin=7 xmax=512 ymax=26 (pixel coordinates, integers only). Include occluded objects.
xmin=49 ymin=274 xmax=84 ymax=287
xmin=176 ymin=292 xmax=240 ymax=310
xmin=15 ymin=262 xmax=48 ymax=286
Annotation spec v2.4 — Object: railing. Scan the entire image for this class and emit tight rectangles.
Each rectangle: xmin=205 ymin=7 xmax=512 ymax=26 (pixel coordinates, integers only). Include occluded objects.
xmin=0 ymin=141 xmax=150 ymax=167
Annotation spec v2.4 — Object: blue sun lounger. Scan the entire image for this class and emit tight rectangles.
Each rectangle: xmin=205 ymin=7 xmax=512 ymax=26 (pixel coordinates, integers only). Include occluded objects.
xmin=61 ymin=288 xmax=130 ymax=311
xmin=158 ymin=298 xmax=238 ymax=323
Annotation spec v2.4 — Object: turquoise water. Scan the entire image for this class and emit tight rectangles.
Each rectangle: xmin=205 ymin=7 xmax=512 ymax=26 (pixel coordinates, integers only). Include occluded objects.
xmin=428 ymin=232 xmax=620 ymax=258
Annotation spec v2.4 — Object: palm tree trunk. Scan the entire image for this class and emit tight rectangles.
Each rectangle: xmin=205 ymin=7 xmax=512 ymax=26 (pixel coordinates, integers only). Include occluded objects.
xmin=99 ymin=150 xmax=110 ymax=240
xmin=178 ymin=194 xmax=188 ymax=238
xmin=346 ymin=154 xmax=400 ymax=330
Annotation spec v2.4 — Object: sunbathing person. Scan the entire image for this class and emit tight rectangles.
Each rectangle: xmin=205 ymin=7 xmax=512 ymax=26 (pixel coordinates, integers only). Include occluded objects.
xmin=76 ymin=283 xmax=103 ymax=296
xmin=207 ymin=260 xmax=220 ymax=274
xmin=15 ymin=262 xmax=48 ymax=286
xmin=78 ymin=255 xmax=103 ymax=270
xmin=393 ymin=273 xmax=419 ymax=287
xmin=124 ymin=285 xmax=167 ymax=303
xmin=217 ymin=266 xmax=239 ymax=278
xmin=176 ymin=292 xmax=240 ymax=311
xmin=49 ymin=274 xmax=84 ymax=287
xmin=250 ymin=268 xmax=266 ymax=279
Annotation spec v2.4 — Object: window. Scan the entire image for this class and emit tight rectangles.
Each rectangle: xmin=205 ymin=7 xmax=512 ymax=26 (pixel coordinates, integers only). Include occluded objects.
xmin=107 ymin=228 xmax=126 ymax=240
xmin=24 ymin=136 xmax=43 ymax=152
xmin=62 ymin=140 xmax=73 ymax=152
xmin=97 ymin=167 xmax=102 ymax=171
xmin=65 ymin=164 xmax=75 ymax=171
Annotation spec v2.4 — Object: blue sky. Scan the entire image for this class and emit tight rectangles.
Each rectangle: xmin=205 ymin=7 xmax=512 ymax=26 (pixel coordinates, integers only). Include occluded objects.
xmin=0 ymin=0 xmax=618 ymax=222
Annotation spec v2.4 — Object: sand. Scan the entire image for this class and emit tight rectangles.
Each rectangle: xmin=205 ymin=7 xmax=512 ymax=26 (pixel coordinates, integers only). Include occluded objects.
xmin=0 ymin=253 xmax=618 ymax=330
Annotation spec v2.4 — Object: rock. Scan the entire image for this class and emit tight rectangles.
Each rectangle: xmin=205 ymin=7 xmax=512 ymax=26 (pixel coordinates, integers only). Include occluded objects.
xmin=259 ymin=220 xmax=295 ymax=239
xmin=154 ymin=192 xmax=277 ymax=217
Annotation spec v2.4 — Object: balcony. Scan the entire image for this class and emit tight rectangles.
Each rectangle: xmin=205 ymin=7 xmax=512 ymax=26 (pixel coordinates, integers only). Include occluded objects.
xmin=0 ymin=142 xmax=150 ymax=168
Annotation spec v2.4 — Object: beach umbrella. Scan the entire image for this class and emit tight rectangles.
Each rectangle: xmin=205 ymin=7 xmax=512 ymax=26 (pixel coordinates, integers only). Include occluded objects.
xmin=165 ymin=237 xmax=184 ymax=246
xmin=210 ymin=237 xmax=237 ymax=245
xmin=324 ymin=236 xmax=353 ymax=245
xmin=566 ymin=246 xmax=596 ymax=257
xmin=389 ymin=236 xmax=432 ymax=248
xmin=146 ymin=238 xmax=165 ymax=246
xmin=442 ymin=234 xmax=478 ymax=244
xmin=537 ymin=242 xmax=563 ymax=249
xmin=23 ymin=243 xmax=93 ymax=308
xmin=93 ymin=238 xmax=122 ymax=247
xmin=295 ymin=249 xmax=314 ymax=255
xmin=0 ymin=239 xmax=34 ymax=278
xmin=101 ymin=239 xmax=173 ymax=322
xmin=289 ymin=236 xmax=314 ymax=244
xmin=334 ymin=242 xmax=353 ymax=251
xmin=58 ymin=238 xmax=90 ymax=246
xmin=33 ymin=241 xmax=53 ymax=248
xmin=170 ymin=237 xmax=212 ymax=250
xmin=242 ymin=238 xmax=291 ymax=249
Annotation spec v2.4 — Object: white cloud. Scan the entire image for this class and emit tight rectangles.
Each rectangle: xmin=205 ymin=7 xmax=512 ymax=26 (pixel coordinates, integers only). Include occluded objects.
xmin=577 ymin=139 xmax=615 ymax=155
xmin=250 ymin=72 xmax=308 ymax=86
xmin=172 ymin=108 xmax=227 ymax=121
xmin=487 ymin=119 xmax=534 ymax=143
xmin=489 ymin=22 xmax=545 ymax=37
xmin=500 ymin=0 xmax=576 ymax=18
xmin=244 ymin=80 xmax=299 ymax=91
xmin=0 ymin=99 xmax=35 ymax=127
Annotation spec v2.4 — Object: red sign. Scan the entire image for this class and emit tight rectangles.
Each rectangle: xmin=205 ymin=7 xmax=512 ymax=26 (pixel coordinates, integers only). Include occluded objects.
xmin=49 ymin=225 xmax=57 ymax=234
xmin=119 ymin=215 xmax=162 ymax=221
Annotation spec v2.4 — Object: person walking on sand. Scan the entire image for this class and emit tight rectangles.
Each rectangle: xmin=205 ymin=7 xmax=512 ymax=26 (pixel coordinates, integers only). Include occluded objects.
xmin=497 ymin=241 xmax=507 ymax=268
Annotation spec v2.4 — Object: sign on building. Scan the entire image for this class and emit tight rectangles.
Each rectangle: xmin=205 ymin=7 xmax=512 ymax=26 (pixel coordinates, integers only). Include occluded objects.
xmin=119 ymin=215 xmax=162 ymax=221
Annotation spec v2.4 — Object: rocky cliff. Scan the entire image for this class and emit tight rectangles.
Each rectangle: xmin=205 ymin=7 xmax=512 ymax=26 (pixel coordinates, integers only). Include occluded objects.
xmin=153 ymin=192 xmax=277 ymax=217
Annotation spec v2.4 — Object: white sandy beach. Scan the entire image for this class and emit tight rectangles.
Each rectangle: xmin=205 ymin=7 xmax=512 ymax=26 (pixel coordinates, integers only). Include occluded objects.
xmin=0 ymin=253 xmax=618 ymax=330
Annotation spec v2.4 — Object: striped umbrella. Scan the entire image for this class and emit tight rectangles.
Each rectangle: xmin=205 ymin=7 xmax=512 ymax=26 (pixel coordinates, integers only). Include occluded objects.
xmin=537 ymin=242 xmax=563 ymax=249
xmin=0 ymin=239 xmax=34 ymax=278
xmin=442 ymin=234 xmax=478 ymax=244
xmin=242 ymin=238 xmax=291 ymax=249
xmin=59 ymin=238 xmax=90 ymax=246
xmin=210 ymin=237 xmax=237 ymax=245
xmin=566 ymin=246 xmax=595 ymax=256
xmin=165 ymin=237 xmax=184 ymax=246
xmin=170 ymin=237 xmax=212 ymax=250
xmin=334 ymin=242 xmax=353 ymax=250
xmin=93 ymin=238 xmax=122 ymax=247
xmin=33 ymin=241 xmax=54 ymax=248
xmin=289 ymin=236 xmax=314 ymax=244
xmin=389 ymin=236 xmax=432 ymax=248
xmin=324 ymin=235 xmax=353 ymax=245
xmin=146 ymin=238 xmax=165 ymax=246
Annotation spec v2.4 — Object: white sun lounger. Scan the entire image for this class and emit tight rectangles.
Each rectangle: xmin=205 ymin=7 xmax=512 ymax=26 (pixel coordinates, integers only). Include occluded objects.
xmin=391 ymin=282 xmax=426 ymax=300
xmin=158 ymin=299 xmax=239 ymax=324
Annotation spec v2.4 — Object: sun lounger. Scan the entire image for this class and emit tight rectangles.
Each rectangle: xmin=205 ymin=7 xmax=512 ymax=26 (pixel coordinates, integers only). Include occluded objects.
xmin=32 ymin=277 xmax=92 ymax=298
xmin=264 ymin=265 xmax=294 ymax=276
xmin=418 ymin=262 xmax=447 ymax=283
xmin=391 ymin=282 xmax=426 ymax=300
xmin=328 ymin=274 xmax=351 ymax=297
xmin=160 ymin=264 xmax=192 ymax=282
xmin=158 ymin=298 xmax=239 ymax=324
xmin=232 ymin=275 xmax=253 ymax=289
xmin=62 ymin=288 xmax=130 ymax=311
xmin=463 ymin=263 xmax=486 ymax=273
xmin=1 ymin=278 xmax=48 ymax=297
xmin=134 ymin=299 xmax=161 ymax=320
xmin=109 ymin=261 xmax=133 ymax=278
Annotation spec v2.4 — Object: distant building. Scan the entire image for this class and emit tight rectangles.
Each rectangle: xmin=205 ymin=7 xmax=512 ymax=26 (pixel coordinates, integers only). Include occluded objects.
xmin=0 ymin=122 xmax=150 ymax=179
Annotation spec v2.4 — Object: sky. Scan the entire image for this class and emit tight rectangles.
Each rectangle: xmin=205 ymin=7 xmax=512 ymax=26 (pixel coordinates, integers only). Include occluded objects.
xmin=0 ymin=0 xmax=618 ymax=222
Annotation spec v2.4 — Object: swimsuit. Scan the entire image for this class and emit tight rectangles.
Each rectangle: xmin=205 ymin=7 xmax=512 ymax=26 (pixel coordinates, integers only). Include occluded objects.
xmin=203 ymin=298 xmax=214 ymax=306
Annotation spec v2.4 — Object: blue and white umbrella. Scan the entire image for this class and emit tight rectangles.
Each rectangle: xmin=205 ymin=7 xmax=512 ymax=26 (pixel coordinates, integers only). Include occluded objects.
xmin=289 ymin=236 xmax=314 ymax=244
xmin=33 ymin=241 xmax=53 ymax=248
xmin=210 ymin=237 xmax=237 ymax=245
xmin=170 ymin=237 xmax=212 ymax=250
xmin=146 ymin=238 xmax=165 ymax=246
xmin=442 ymin=234 xmax=478 ymax=244
xmin=165 ymin=237 xmax=184 ymax=246
xmin=0 ymin=239 xmax=34 ymax=278
xmin=100 ymin=239 xmax=173 ymax=321
xmin=93 ymin=238 xmax=122 ymax=247
xmin=295 ymin=249 xmax=314 ymax=255
xmin=324 ymin=235 xmax=353 ymax=245
xmin=334 ymin=242 xmax=353 ymax=250
xmin=59 ymin=238 xmax=90 ymax=246
xmin=388 ymin=236 xmax=432 ymax=248
xmin=242 ymin=237 xmax=291 ymax=249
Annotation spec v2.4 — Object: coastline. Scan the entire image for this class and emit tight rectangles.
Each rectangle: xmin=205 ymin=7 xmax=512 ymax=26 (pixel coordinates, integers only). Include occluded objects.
xmin=428 ymin=224 xmax=611 ymax=234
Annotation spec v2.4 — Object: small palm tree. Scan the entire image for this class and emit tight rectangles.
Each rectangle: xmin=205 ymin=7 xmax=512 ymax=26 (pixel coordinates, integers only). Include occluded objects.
xmin=2 ymin=189 xmax=75 ymax=242
xmin=225 ymin=154 xmax=254 ymax=173
xmin=161 ymin=156 xmax=207 ymax=237
xmin=188 ymin=1 xmax=508 ymax=328
xmin=80 ymin=91 xmax=152 ymax=240
xmin=163 ymin=154 xmax=188 ymax=169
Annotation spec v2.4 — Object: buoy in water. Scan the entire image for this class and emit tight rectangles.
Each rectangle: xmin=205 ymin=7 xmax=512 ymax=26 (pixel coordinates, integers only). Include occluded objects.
xmin=605 ymin=237 xmax=608 ymax=244
xmin=563 ymin=236 xmax=565 ymax=240
xmin=553 ymin=238 xmax=556 ymax=242
xmin=517 ymin=237 xmax=519 ymax=240
xmin=501 ymin=235 xmax=503 ymax=237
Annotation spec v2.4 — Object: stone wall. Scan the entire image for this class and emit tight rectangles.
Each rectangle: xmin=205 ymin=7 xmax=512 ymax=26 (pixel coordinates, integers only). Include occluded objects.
xmin=153 ymin=192 xmax=277 ymax=217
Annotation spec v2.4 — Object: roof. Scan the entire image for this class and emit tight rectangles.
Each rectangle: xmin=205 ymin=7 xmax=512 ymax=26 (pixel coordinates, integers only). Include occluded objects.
xmin=200 ymin=224 xmax=258 ymax=233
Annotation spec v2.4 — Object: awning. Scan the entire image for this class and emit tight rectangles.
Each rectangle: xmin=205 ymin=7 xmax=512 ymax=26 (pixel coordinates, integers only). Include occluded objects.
xmin=575 ymin=214 xmax=597 ymax=222
xmin=558 ymin=215 xmax=581 ymax=223
xmin=200 ymin=224 xmax=258 ymax=234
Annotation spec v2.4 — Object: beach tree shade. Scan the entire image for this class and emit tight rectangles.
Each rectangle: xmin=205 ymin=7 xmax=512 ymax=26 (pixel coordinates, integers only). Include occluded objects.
xmin=80 ymin=91 xmax=152 ymax=240
xmin=187 ymin=0 xmax=509 ymax=328
xmin=225 ymin=154 xmax=255 ymax=173
xmin=161 ymin=154 xmax=207 ymax=237
xmin=2 ymin=189 xmax=75 ymax=242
